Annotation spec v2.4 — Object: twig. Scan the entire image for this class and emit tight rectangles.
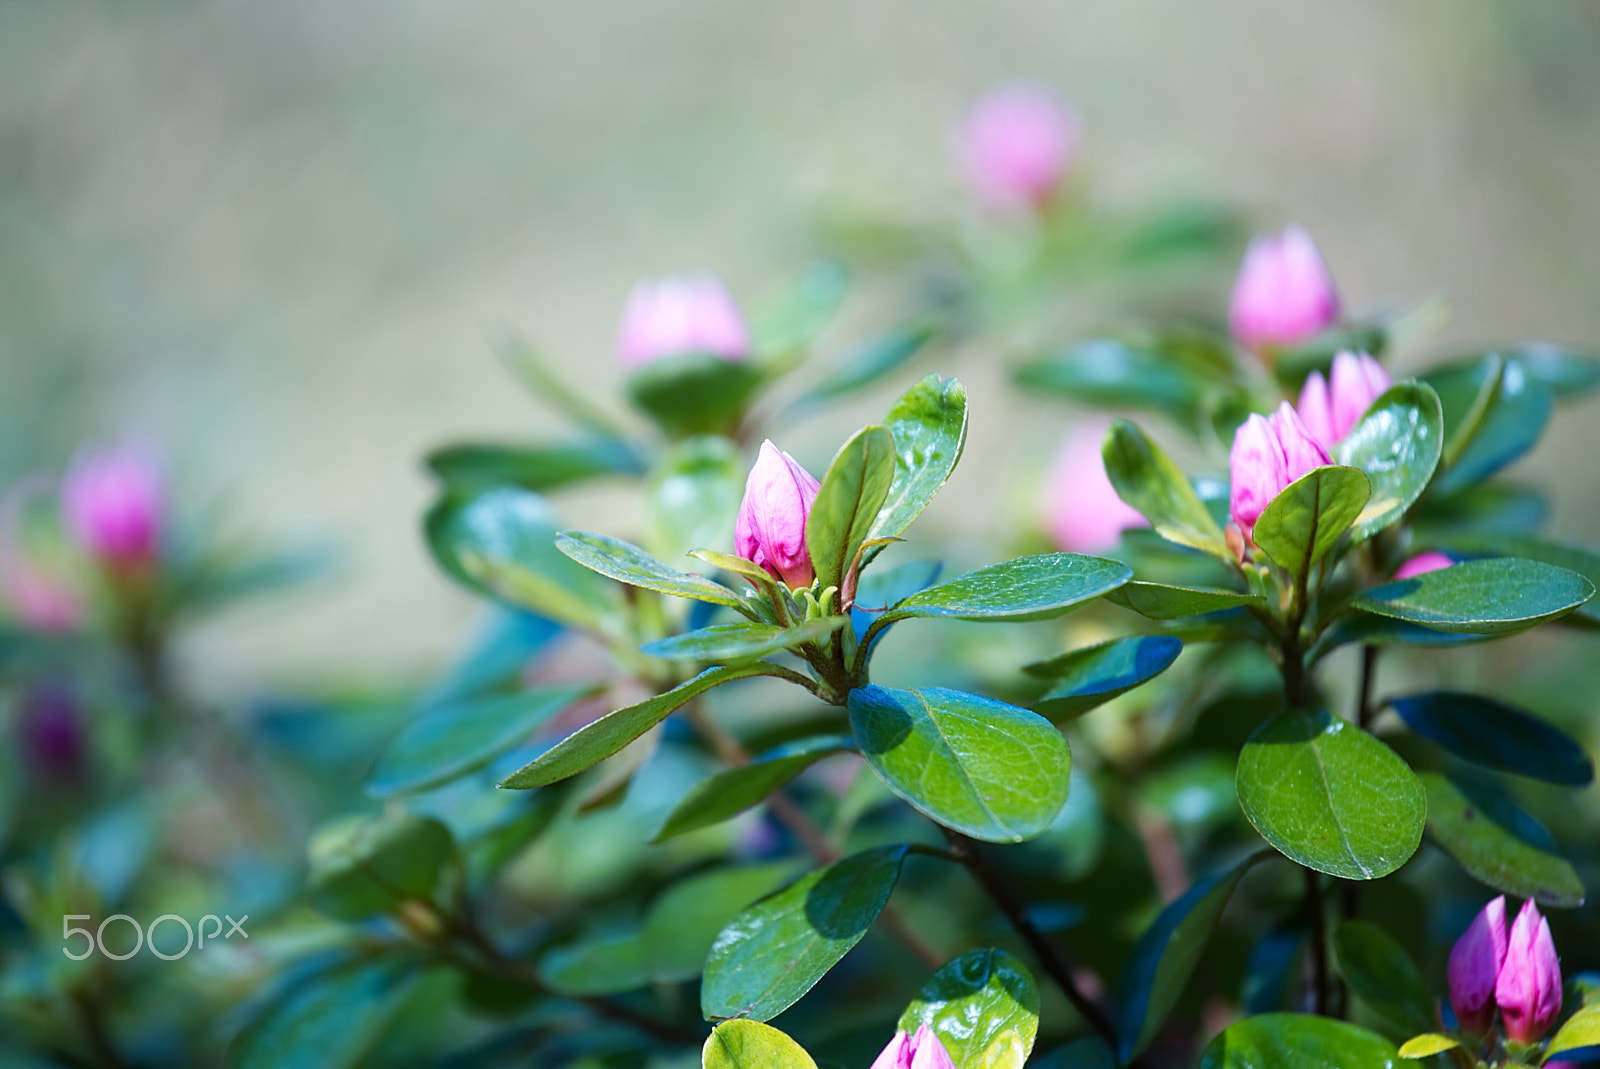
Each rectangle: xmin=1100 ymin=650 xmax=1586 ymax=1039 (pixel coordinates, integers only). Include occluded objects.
xmin=1303 ymin=867 xmax=1330 ymax=1016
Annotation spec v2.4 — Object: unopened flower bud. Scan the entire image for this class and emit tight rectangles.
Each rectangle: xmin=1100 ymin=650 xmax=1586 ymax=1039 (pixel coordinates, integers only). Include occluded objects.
xmin=617 ymin=274 xmax=749 ymax=368
xmin=1043 ymin=422 xmax=1147 ymax=553
xmin=1228 ymin=402 xmax=1330 ymax=536
xmin=1297 ymin=351 xmax=1391 ymax=449
xmin=1394 ymin=551 xmax=1454 ymax=580
xmin=956 ymin=85 xmax=1080 ymax=212
xmin=61 ymin=443 xmax=164 ymax=573
xmin=1496 ymin=899 xmax=1562 ymax=1044
xmin=1229 ymin=226 xmax=1342 ymax=353
xmin=17 ymin=683 xmax=86 ymax=782
xmin=735 ymin=441 xmax=819 ymax=589
xmin=870 ymin=1025 xmax=956 ymax=1069
xmin=1449 ymin=895 xmax=1507 ymax=1035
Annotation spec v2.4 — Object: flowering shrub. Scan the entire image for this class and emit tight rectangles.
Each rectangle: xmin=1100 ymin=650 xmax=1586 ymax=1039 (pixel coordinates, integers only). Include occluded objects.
xmin=3 ymin=84 xmax=1600 ymax=1069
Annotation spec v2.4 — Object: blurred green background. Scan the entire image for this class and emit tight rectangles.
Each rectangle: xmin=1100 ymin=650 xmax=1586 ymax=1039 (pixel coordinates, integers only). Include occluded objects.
xmin=4 ymin=0 xmax=1598 ymax=695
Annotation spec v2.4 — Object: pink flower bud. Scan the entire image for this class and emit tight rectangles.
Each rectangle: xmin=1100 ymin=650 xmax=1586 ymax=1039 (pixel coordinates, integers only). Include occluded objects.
xmin=616 ymin=274 xmax=749 ymax=368
xmin=1496 ymin=899 xmax=1562 ymax=1044
xmin=1043 ymin=422 xmax=1147 ymax=553
xmin=1449 ymin=895 xmax=1507 ymax=1034
xmin=1394 ymin=551 xmax=1453 ymax=580
xmin=1229 ymin=226 xmax=1342 ymax=353
xmin=61 ymin=443 xmax=164 ymax=573
xmin=1228 ymin=402 xmax=1330 ymax=536
xmin=1296 ymin=351 xmax=1391 ymax=450
xmin=956 ymin=84 xmax=1080 ymax=212
xmin=870 ymin=1025 xmax=956 ymax=1069
xmin=735 ymin=441 xmax=820 ymax=589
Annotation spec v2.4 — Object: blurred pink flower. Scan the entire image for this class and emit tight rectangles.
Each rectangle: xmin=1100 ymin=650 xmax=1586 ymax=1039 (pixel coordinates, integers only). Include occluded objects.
xmin=61 ymin=443 xmax=165 ymax=572
xmin=1496 ymin=898 xmax=1562 ymax=1044
xmin=1228 ymin=402 xmax=1329 ymax=537
xmin=735 ymin=441 xmax=820 ymax=589
xmin=1394 ymin=551 xmax=1453 ymax=580
xmin=1 ymin=484 xmax=82 ymax=632
xmin=1449 ymin=895 xmax=1507 ymax=1035
xmin=870 ymin=1025 xmax=956 ymax=1069
xmin=616 ymin=274 xmax=749 ymax=367
xmin=956 ymin=84 xmax=1080 ymax=212
xmin=1043 ymin=422 xmax=1146 ymax=554
xmin=1297 ymin=351 xmax=1391 ymax=450
xmin=1229 ymin=226 xmax=1341 ymax=353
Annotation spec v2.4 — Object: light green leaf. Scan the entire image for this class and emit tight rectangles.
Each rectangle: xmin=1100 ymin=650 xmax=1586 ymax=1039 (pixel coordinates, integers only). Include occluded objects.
xmin=645 ymin=435 xmax=745 ymax=561
xmin=1421 ymin=773 xmax=1584 ymax=907
xmin=426 ymin=438 xmax=644 ymax=494
xmin=1332 ymin=382 xmax=1444 ymax=540
xmin=798 ymin=323 xmax=939 ymax=406
xmin=1397 ymin=1033 xmax=1459 ymax=1059
xmin=1351 ymin=557 xmax=1594 ymax=635
xmin=869 ymin=374 xmax=970 ymax=544
xmin=651 ymin=736 xmax=855 ymax=843
xmin=898 ymin=949 xmax=1040 ymax=1069
xmin=306 ymin=813 xmax=456 ymax=922
xmin=1545 ymin=1004 xmax=1600 ymax=1060
xmin=643 ymin=862 xmax=799 ymax=983
xmin=641 ymin=618 xmax=845 ymax=663
xmin=703 ymin=1019 xmax=819 ymax=1069
xmin=1235 ymin=709 xmax=1425 ymax=880
xmin=1334 ymin=921 xmax=1434 ymax=1035
xmin=849 ymin=685 xmax=1070 ymax=843
xmin=1252 ymin=466 xmax=1370 ymax=580
xmin=1102 ymin=420 xmax=1229 ymax=558
xmin=1025 ymin=636 xmax=1183 ymax=721
xmin=750 ymin=260 xmax=849 ymax=362
xmin=556 ymin=529 xmax=748 ymax=612
xmin=1199 ymin=1014 xmax=1400 ymax=1069
xmin=1104 ymin=581 xmax=1263 ymax=620
xmin=538 ymin=931 xmax=649 ymax=996
xmin=1014 ymin=338 xmax=1206 ymax=415
xmin=232 ymin=960 xmax=419 ymax=1069
xmin=806 ymin=425 xmax=897 ymax=591
xmin=626 ymin=352 xmax=767 ymax=438
xmin=1422 ymin=530 xmax=1600 ymax=625
xmin=873 ymin=553 xmax=1131 ymax=637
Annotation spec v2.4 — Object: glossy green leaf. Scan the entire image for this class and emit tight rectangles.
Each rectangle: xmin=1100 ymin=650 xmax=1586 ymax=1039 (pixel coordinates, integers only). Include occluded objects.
xmin=1104 ymin=581 xmax=1263 ymax=620
xmin=1388 ymin=691 xmax=1592 ymax=786
xmin=1235 ymin=709 xmax=1424 ymax=880
xmin=645 ymin=435 xmax=744 ymax=561
xmin=367 ymin=682 xmax=598 ymax=796
xmin=1331 ymin=382 xmax=1443 ymax=540
xmin=849 ymin=685 xmax=1070 ymax=842
xmin=555 ymin=529 xmax=749 ymax=612
xmin=1334 ymin=921 xmax=1434 ymax=1035
xmin=750 ymin=260 xmax=849 ymax=362
xmin=1102 ymin=420 xmax=1229 ymax=558
xmin=806 ymin=425 xmax=897 ymax=592
xmin=703 ymin=1019 xmax=819 ymax=1069
xmin=641 ymin=618 xmax=845 ymax=664
xmin=1351 ymin=557 xmax=1594 ymax=635
xmin=1251 ymin=466 xmax=1370 ymax=580
xmin=869 ymin=374 xmax=970 ymax=545
xmin=874 ymin=553 xmax=1131 ymax=635
xmin=626 ymin=352 xmax=767 ymax=437
xmin=233 ymin=960 xmax=419 ymax=1069
xmin=500 ymin=664 xmax=772 ymax=788
xmin=643 ymin=862 xmax=799 ymax=983
xmin=306 ymin=813 xmax=456 ymax=921
xmin=1422 ymin=530 xmax=1600 ymax=624
xmin=1025 ymin=636 xmax=1183 ymax=720
xmin=1120 ymin=853 xmax=1265 ymax=1061
xmin=538 ymin=931 xmax=649 ymax=996
xmin=1420 ymin=773 xmax=1584 ymax=907
xmin=1199 ymin=1014 xmax=1400 ymax=1069
xmin=651 ymin=736 xmax=855 ymax=842
xmin=799 ymin=323 xmax=938 ymax=405
xmin=1015 ymin=338 xmax=1205 ymax=414
xmin=1545 ymin=1004 xmax=1600 ymax=1060
xmin=425 ymin=488 xmax=622 ymax=629
xmin=1506 ymin=343 xmax=1600 ymax=398
xmin=701 ymin=844 xmax=909 ymax=1021
xmin=1428 ymin=357 xmax=1553 ymax=493
xmin=1397 ymin=1033 xmax=1459 ymax=1059
xmin=898 ymin=948 xmax=1040 ymax=1069
xmin=426 ymin=438 xmax=644 ymax=494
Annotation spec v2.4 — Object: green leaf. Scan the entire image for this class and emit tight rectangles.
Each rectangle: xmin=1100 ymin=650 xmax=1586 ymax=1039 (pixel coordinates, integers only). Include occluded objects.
xmin=306 ymin=813 xmax=456 ymax=921
xmin=644 ymin=435 xmax=745 ymax=561
xmin=1102 ymin=420 xmax=1229 ymax=558
xmin=1119 ymin=853 xmax=1265 ymax=1062
xmin=898 ymin=948 xmax=1040 ymax=1069
xmin=1506 ymin=343 xmax=1600 ymax=398
xmin=1104 ymin=581 xmax=1263 ymax=620
xmin=641 ymin=618 xmax=846 ymax=663
xmin=1251 ymin=466 xmax=1371 ymax=580
xmin=1545 ymin=1004 xmax=1600 ymax=1060
xmin=1334 ymin=921 xmax=1434 ymax=1035
xmin=555 ymin=529 xmax=749 ymax=612
xmin=426 ymin=439 xmax=644 ymax=494
xmin=874 ymin=553 xmax=1131 ymax=634
xmin=1388 ymin=691 xmax=1593 ymax=787
xmin=1428 ymin=357 xmax=1553 ymax=493
xmin=626 ymin=352 xmax=768 ymax=437
xmin=869 ymin=373 xmax=970 ymax=544
xmin=1030 ymin=1039 xmax=1117 ymax=1069
xmin=750 ymin=260 xmax=849 ymax=362
xmin=1420 ymin=773 xmax=1584 ymax=907
xmin=1199 ymin=1014 xmax=1401 ymax=1069
xmin=425 ymin=488 xmax=622 ymax=629
xmin=538 ymin=931 xmax=649 ymax=996
xmin=499 ymin=664 xmax=773 ymax=788
xmin=797 ymin=323 xmax=938 ymax=405
xmin=1014 ymin=339 xmax=1206 ymax=415
xmin=1331 ymin=382 xmax=1444 ymax=540
xmin=367 ymin=682 xmax=598 ymax=796
xmin=1397 ymin=1033 xmax=1459 ymax=1059
xmin=1235 ymin=709 xmax=1425 ymax=880
xmin=492 ymin=329 xmax=629 ymax=437
xmin=1351 ymin=557 xmax=1594 ymax=635
xmin=806 ymin=425 xmax=897 ymax=591
xmin=703 ymin=1019 xmax=819 ymax=1069
xmin=1025 ymin=636 xmax=1183 ymax=720
xmin=1421 ymin=530 xmax=1600 ymax=625
xmin=643 ymin=862 xmax=799 ymax=983
xmin=701 ymin=844 xmax=909 ymax=1021
xmin=652 ymin=736 xmax=854 ymax=843
xmin=232 ymin=960 xmax=419 ymax=1069
xmin=849 ymin=685 xmax=1070 ymax=842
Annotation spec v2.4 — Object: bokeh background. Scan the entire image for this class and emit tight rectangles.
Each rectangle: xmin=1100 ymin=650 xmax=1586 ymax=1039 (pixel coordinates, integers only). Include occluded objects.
xmin=5 ymin=0 xmax=1599 ymax=696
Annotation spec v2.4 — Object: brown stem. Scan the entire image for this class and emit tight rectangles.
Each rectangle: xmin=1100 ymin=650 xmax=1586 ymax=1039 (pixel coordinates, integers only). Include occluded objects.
xmin=942 ymin=829 xmax=1124 ymax=1055
xmin=1303 ymin=867 xmax=1330 ymax=1016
